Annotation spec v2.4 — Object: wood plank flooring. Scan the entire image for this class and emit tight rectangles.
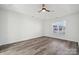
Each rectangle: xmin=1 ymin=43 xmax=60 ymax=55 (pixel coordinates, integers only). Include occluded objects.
xmin=0 ymin=36 xmax=78 ymax=55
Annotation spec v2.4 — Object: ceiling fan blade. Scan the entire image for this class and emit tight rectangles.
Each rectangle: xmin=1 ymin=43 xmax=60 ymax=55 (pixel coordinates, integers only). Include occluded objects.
xmin=38 ymin=10 xmax=42 ymax=12
xmin=47 ymin=9 xmax=55 ymax=12
xmin=46 ymin=10 xmax=50 ymax=12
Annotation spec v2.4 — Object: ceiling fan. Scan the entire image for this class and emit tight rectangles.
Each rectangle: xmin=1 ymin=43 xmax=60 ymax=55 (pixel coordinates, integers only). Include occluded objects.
xmin=38 ymin=4 xmax=51 ymax=12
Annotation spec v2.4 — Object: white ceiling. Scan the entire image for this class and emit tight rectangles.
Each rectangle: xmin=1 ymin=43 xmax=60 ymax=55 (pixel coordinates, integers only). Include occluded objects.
xmin=0 ymin=4 xmax=79 ymax=20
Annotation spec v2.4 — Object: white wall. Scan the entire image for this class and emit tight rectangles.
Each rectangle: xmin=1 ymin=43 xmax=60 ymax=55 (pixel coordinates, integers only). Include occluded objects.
xmin=43 ymin=13 xmax=79 ymax=43
xmin=0 ymin=9 xmax=43 ymax=45
xmin=0 ymin=7 xmax=79 ymax=45
xmin=0 ymin=9 xmax=8 ymax=45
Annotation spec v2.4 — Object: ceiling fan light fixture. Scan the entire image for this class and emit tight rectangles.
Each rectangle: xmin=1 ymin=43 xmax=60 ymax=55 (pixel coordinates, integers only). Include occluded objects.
xmin=41 ymin=8 xmax=46 ymax=12
xmin=42 ymin=9 xmax=46 ymax=12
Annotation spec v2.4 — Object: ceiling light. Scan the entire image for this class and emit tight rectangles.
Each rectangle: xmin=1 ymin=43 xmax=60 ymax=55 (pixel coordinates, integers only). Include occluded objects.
xmin=39 ymin=4 xmax=50 ymax=12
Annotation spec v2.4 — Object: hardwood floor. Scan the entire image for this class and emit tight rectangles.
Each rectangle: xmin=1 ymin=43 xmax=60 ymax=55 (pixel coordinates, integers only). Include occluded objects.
xmin=0 ymin=36 xmax=78 ymax=55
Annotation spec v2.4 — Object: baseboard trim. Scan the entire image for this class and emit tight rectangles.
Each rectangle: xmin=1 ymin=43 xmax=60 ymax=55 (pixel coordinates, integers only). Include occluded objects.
xmin=42 ymin=36 xmax=78 ymax=46
xmin=0 ymin=36 xmax=43 ymax=46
